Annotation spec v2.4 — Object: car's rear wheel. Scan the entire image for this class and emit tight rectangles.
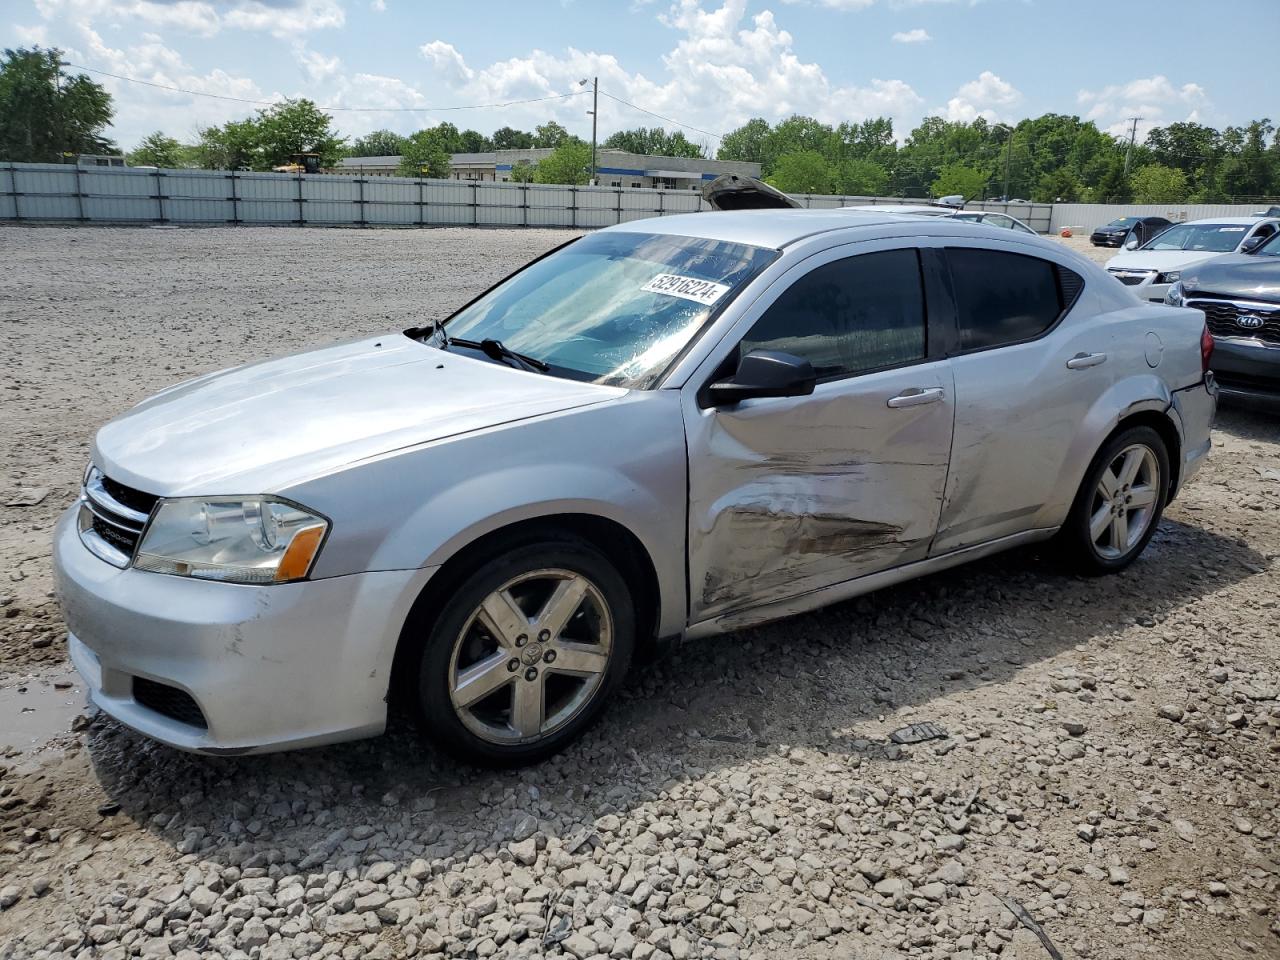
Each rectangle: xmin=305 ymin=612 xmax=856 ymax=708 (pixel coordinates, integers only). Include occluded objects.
xmin=1062 ymin=425 xmax=1170 ymax=575
xmin=410 ymin=539 xmax=634 ymax=766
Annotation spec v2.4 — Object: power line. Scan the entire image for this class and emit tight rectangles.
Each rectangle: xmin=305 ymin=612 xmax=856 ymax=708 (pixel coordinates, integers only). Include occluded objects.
xmin=597 ymin=90 xmax=725 ymax=142
xmin=63 ymin=61 xmax=589 ymax=113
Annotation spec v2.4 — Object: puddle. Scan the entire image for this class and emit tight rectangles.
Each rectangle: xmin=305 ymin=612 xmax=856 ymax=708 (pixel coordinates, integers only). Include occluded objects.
xmin=0 ymin=668 xmax=86 ymax=756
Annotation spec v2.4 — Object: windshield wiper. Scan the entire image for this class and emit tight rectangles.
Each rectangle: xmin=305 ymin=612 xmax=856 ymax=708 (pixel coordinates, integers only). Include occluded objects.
xmin=446 ymin=336 xmax=549 ymax=373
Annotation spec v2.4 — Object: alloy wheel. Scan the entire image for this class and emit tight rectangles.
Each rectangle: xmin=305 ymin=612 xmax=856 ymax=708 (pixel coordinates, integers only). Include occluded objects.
xmin=447 ymin=568 xmax=613 ymax=744
xmin=1089 ymin=443 xmax=1161 ymax=560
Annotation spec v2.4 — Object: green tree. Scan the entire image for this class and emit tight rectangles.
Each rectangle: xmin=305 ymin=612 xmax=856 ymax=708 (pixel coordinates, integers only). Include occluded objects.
xmin=492 ymin=126 xmax=534 ymax=150
xmin=533 ymin=121 xmax=572 ymax=149
xmin=1035 ymin=167 xmax=1082 ymax=202
xmin=0 ymin=46 xmax=115 ymax=162
xmin=457 ymin=129 xmax=493 ymax=153
xmin=252 ymin=99 xmax=344 ymax=169
xmin=1131 ymin=163 xmax=1189 ymax=203
xmin=838 ymin=158 xmax=889 ymax=196
xmin=603 ymin=127 xmax=704 ymax=158
xmin=508 ymin=160 xmax=536 ymax=183
xmin=195 ymin=118 xmax=259 ymax=170
xmin=1091 ymin=159 xmax=1132 ymax=203
xmin=126 ymin=132 xmax=193 ymax=168
xmin=398 ymin=129 xmax=450 ymax=178
xmin=717 ymin=118 xmax=770 ymax=166
xmin=534 ymin=141 xmax=592 ymax=185
xmin=347 ymin=129 xmax=406 ymax=157
xmin=768 ymin=151 xmax=836 ymax=195
xmin=930 ymin=162 xmax=987 ymax=199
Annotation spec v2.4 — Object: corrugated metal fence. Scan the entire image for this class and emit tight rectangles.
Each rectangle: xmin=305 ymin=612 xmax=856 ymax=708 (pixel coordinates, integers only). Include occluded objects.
xmin=0 ymin=162 xmax=1056 ymax=233
xmin=0 ymin=162 xmax=708 ymax=228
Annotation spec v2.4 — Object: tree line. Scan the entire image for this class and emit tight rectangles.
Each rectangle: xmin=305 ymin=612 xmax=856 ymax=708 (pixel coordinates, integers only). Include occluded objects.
xmin=3 ymin=46 xmax=1278 ymax=202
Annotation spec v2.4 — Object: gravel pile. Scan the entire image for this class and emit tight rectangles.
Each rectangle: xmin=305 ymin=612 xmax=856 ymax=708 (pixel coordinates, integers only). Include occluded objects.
xmin=0 ymin=224 xmax=1277 ymax=960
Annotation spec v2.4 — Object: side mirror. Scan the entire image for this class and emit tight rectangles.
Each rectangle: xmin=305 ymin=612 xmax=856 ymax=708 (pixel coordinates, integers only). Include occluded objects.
xmin=1124 ymin=236 xmax=1140 ymax=250
xmin=707 ymin=350 xmax=816 ymax=406
xmin=1242 ymin=234 xmax=1267 ymax=253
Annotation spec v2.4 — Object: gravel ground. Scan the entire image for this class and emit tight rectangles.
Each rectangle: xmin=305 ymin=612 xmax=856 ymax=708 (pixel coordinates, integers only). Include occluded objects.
xmin=0 ymin=224 xmax=1277 ymax=960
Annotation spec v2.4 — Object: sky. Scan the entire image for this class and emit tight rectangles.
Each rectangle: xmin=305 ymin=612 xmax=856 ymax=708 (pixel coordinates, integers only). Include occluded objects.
xmin=4 ymin=0 xmax=1277 ymax=154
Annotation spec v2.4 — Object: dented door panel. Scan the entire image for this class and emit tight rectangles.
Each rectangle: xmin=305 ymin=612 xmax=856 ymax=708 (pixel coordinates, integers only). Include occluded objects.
xmin=685 ymin=362 xmax=955 ymax=620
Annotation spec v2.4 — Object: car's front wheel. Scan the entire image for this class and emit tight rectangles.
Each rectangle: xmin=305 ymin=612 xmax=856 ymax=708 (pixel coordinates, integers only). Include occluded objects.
xmin=1061 ymin=425 xmax=1170 ymax=575
xmin=410 ymin=538 xmax=634 ymax=766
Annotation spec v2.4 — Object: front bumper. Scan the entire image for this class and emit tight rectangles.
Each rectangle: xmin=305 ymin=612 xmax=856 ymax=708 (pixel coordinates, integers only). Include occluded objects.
xmin=1091 ymin=232 xmax=1124 ymax=247
xmin=1108 ymin=270 xmax=1172 ymax=304
xmin=53 ymin=507 xmax=435 ymax=755
xmin=1211 ymin=337 xmax=1280 ymax=409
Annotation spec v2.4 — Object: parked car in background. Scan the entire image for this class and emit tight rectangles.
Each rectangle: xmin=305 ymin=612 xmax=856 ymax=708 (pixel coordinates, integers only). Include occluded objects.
xmin=55 ymin=206 xmax=1215 ymax=766
xmin=1167 ymin=230 xmax=1280 ymax=407
xmin=1091 ymin=216 xmax=1173 ymax=248
xmin=1106 ymin=216 xmax=1280 ymax=303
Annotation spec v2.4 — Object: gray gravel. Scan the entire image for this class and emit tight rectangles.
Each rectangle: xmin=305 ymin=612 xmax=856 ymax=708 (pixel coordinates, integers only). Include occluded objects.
xmin=1 ymin=224 xmax=1278 ymax=960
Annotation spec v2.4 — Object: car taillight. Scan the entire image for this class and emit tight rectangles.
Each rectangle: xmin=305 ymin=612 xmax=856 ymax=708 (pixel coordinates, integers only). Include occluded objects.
xmin=1201 ymin=324 xmax=1214 ymax=374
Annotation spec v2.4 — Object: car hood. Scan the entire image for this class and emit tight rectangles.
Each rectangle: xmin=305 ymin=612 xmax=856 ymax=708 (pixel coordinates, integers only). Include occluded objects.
xmin=1105 ymin=249 xmax=1221 ymax=273
xmin=1093 ymin=224 xmax=1131 ymax=233
xmin=1181 ymin=254 xmax=1280 ymax=301
xmin=702 ymin=174 xmax=801 ymax=211
xmin=93 ymin=334 xmax=624 ymax=497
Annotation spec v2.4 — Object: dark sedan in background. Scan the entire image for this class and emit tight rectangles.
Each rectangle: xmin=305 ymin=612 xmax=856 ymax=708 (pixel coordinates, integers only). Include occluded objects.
xmin=1091 ymin=215 xmax=1174 ymax=247
xmin=1167 ymin=232 xmax=1280 ymax=407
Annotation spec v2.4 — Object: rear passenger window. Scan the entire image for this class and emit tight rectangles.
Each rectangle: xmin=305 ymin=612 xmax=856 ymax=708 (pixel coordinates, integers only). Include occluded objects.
xmin=947 ymin=249 xmax=1067 ymax=350
xmin=740 ymin=249 xmax=926 ymax=378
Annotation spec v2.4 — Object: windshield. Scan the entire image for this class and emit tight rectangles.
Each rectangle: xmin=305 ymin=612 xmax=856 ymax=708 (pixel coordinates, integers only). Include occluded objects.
xmin=1108 ymin=217 xmax=1138 ymax=227
xmin=1142 ymin=223 xmax=1250 ymax=253
xmin=438 ymin=231 xmax=775 ymax=389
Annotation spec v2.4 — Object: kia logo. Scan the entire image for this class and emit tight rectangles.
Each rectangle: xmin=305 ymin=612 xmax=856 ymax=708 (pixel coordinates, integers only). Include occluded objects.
xmin=1235 ymin=314 xmax=1266 ymax=329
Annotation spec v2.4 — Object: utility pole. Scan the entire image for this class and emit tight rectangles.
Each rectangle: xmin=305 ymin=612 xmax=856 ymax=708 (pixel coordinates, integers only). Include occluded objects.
xmin=1123 ymin=116 xmax=1143 ymax=174
xmin=579 ymin=76 xmax=599 ymax=186
xmin=1003 ymin=134 xmax=1012 ymax=202
xmin=590 ymin=77 xmax=598 ymax=186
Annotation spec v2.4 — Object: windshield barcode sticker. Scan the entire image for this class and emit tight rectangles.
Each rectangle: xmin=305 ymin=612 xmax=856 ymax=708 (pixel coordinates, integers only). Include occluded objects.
xmin=641 ymin=274 xmax=731 ymax=306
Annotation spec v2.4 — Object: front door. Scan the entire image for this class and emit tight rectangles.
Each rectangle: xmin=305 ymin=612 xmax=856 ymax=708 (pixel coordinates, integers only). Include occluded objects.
xmin=682 ymin=243 xmax=956 ymax=623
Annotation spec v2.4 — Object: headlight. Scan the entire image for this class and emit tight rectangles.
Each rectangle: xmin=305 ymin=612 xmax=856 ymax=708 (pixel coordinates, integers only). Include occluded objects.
xmin=134 ymin=497 xmax=328 ymax=584
xmin=1156 ymin=271 xmax=1181 ymax=284
xmin=1164 ymin=281 xmax=1185 ymax=307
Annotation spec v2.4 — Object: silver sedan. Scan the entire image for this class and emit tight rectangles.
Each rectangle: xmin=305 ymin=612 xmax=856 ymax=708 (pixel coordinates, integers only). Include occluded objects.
xmin=54 ymin=210 xmax=1217 ymax=765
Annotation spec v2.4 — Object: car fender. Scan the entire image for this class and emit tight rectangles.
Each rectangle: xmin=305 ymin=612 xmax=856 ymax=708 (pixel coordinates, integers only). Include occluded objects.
xmin=1042 ymin=373 xmax=1177 ymax=523
xmin=288 ymin=394 xmax=689 ymax=637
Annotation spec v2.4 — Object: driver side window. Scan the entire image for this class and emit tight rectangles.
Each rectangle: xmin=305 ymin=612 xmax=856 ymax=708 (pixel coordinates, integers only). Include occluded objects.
xmin=739 ymin=249 xmax=927 ymax=379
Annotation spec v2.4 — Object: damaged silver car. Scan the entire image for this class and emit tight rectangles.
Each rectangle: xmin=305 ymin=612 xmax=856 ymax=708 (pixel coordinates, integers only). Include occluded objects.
xmin=54 ymin=192 xmax=1217 ymax=765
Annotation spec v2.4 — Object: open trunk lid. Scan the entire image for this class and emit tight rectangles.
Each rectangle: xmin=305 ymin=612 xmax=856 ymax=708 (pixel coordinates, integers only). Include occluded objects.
xmin=701 ymin=175 xmax=801 ymax=211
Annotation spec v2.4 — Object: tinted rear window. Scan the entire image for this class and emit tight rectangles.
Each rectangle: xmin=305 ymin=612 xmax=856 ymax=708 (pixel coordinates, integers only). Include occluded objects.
xmin=947 ymin=249 xmax=1064 ymax=350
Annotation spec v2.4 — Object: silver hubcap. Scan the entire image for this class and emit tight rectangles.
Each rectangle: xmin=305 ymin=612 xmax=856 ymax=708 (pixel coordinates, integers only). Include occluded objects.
xmin=1090 ymin=443 xmax=1160 ymax=560
xmin=448 ymin=569 xmax=612 ymax=745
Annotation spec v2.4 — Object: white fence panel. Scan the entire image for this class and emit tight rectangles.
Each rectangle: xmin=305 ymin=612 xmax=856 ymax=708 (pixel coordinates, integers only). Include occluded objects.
xmin=166 ymin=198 xmax=233 ymax=222
xmin=237 ymin=175 xmax=299 ymax=201
xmin=1051 ymin=202 xmax=1272 ymax=234
xmin=364 ymin=179 xmax=417 ymax=203
xmin=164 ymin=171 xmax=231 ymax=200
xmin=13 ymin=165 xmax=77 ymax=196
xmin=17 ymin=194 xmax=79 ymax=219
xmin=84 ymin=196 xmax=158 ymax=221
xmin=365 ymin=202 xmax=418 ymax=225
xmin=239 ymin=200 xmax=297 ymax=222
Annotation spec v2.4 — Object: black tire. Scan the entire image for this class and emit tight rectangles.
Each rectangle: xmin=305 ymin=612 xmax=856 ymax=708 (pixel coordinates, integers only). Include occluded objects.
xmin=408 ymin=537 xmax=634 ymax=767
xmin=1060 ymin=425 xmax=1170 ymax=576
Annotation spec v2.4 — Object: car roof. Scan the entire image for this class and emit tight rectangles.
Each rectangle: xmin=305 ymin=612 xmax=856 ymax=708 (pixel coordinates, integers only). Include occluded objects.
xmin=1181 ymin=216 xmax=1274 ymax=225
xmin=605 ymin=209 xmax=915 ymax=249
xmin=842 ymin=204 xmax=955 ymax=216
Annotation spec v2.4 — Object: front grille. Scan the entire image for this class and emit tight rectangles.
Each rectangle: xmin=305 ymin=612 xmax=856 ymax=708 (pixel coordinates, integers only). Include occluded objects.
xmin=133 ymin=677 xmax=208 ymax=730
xmin=78 ymin=467 xmax=157 ymax=567
xmin=1111 ymin=272 xmax=1150 ymax=286
xmin=1190 ymin=298 xmax=1280 ymax=346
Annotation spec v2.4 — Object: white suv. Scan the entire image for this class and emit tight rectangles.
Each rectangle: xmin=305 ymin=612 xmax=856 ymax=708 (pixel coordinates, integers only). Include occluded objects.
xmin=1106 ymin=216 xmax=1280 ymax=303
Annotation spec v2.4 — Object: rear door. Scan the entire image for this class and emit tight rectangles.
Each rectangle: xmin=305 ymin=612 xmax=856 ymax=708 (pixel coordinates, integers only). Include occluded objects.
xmin=932 ymin=242 xmax=1106 ymax=554
xmin=682 ymin=240 xmax=956 ymax=622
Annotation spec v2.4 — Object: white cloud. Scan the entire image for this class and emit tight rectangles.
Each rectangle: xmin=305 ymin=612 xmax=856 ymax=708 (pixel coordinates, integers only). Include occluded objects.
xmin=295 ymin=45 xmax=341 ymax=82
xmin=12 ymin=23 xmax=52 ymax=45
xmin=938 ymin=70 xmax=1020 ymax=122
xmin=371 ymin=0 xmax=386 ymax=9
xmin=33 ymin=0 xmax=344 ymax=38
xmin=1076 ymin=75 xmax=1210 ymax=139
xmin=404 ymin=0 xmax=924 ymax=145
xmin=891 ymin=28 xmax=930 ymax=42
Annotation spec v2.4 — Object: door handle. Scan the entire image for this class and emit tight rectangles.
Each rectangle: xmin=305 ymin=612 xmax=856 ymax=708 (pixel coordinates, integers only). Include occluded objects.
xmin=1066 ymin=352 xmax=1107 ymax=369
xmin=886 ymin=387 xmax=945 ymax=408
